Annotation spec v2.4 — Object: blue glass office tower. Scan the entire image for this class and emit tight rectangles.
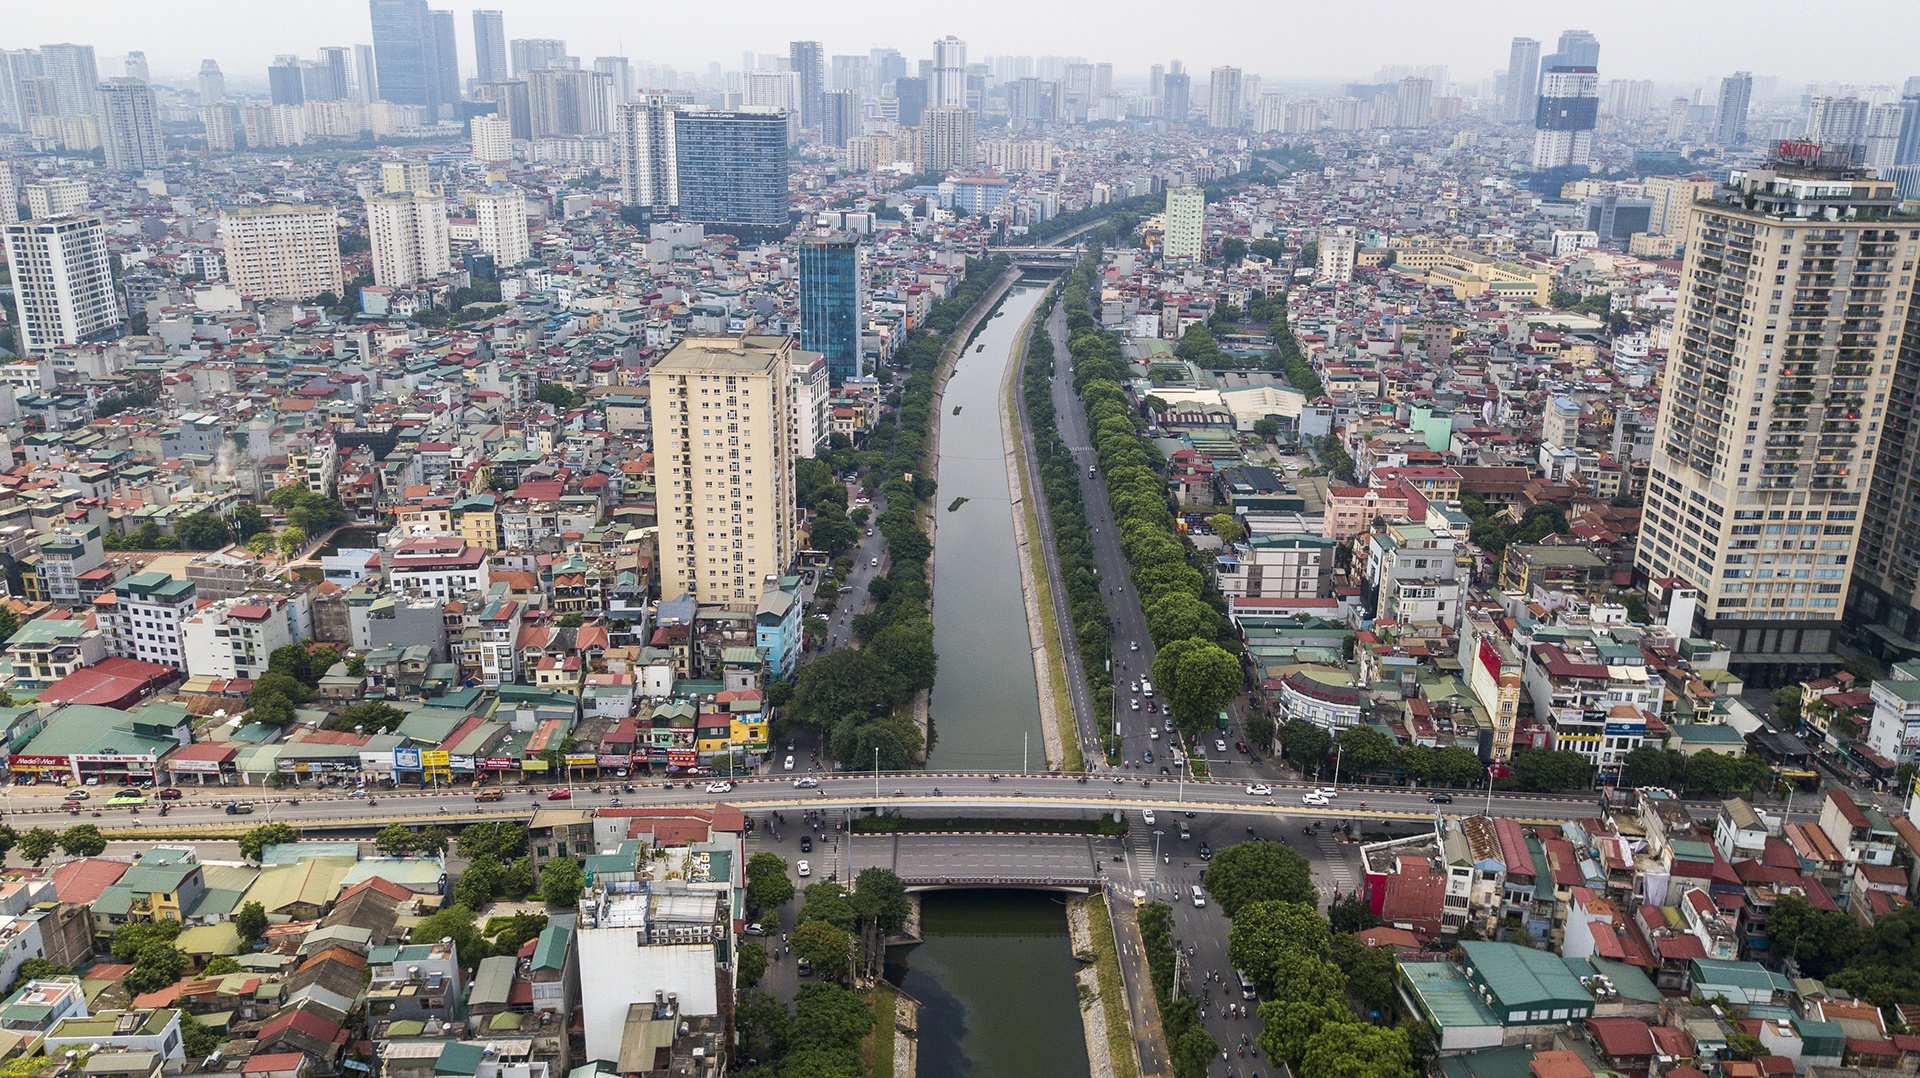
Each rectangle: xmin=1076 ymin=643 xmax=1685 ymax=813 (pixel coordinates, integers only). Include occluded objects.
xmin=369 ymin=0 xmax=443 ymax=116
xmin=800 ymin=232 xmax=863 ymax=383
xmin=673 ymin=110 xmax=791 ymax=232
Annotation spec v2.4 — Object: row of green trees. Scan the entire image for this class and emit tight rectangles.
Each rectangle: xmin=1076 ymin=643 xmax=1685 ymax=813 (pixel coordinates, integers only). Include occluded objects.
xmin=1276 ymin=719 xmax=1638 ymax=793
xmin=1022 ymin=310 xmax=1118 ymax=749
xmin=1061 ymin=254 xmax=1243 ymax=747
xmin=0 ymin=823 xmax=107 ymax=867
xmin=1189 ymin=840 xmax=1425 ymax=1078
xmin=1138 ymin=902 xmax=1219 ymax=1078
xmin=1230 ymin=898 xmax=1420 ymax=1078
xmin=786 ymin=257 xmax=1011 ymax=766
xmin=734 ymin=982 xmax=879 ymax=1078
xmin=1024 ymin=194 xmax=1162 ymax=246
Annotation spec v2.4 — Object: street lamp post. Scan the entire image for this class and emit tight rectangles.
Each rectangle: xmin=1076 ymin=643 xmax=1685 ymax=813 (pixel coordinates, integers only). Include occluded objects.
xmin=874 ymin=747 xmax=880 ymax=800
xmin=1331 ymin=742 xmax=1344 ymax=787
xmin=1153 ymin=828 xmax=1165 ymax=868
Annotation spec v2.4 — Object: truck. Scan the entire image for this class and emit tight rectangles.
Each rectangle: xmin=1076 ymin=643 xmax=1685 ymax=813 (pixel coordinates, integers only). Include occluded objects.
xmin=224 ymin=802 xmax=254 ymax=815
xmin=1139 ymin=678 xmax=1154 ymax=697
xmin=474 ymin=789 xmax=503 ymax=802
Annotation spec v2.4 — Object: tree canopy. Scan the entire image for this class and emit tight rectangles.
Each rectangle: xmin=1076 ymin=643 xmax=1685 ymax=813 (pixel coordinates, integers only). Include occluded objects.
xmin=1202 ymin=840 xmax=1318 ymax=917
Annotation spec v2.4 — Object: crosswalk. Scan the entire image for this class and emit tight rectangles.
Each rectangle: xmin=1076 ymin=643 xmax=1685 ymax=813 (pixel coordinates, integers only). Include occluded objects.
xmin=1128 ymin=814 xmax=1159 ymax=890
xmin=1315 ymin=831 xmax=1359 ymax=901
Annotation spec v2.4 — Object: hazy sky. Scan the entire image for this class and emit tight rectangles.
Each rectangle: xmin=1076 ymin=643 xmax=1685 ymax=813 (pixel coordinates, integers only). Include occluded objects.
xmin=7 ymin=0 xmax=1917 ymax=88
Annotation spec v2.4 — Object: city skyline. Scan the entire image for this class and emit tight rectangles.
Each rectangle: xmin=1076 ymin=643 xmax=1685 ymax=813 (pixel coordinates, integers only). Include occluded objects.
xmin=4 ymin=0 xmax=1917 ymax=87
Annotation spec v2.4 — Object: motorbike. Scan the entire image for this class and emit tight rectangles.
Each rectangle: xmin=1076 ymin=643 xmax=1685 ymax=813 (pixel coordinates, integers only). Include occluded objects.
xmin=1076 ymin=775 xmax=1087 ymax=784
xmin=1112 ymin=854 xmax=1123 ymax=862
xmin=1246 ymin=825 xmax=1255 ymax=834
xmin=1141 ymin=780 xmax=1151 ymax=787
xmin=931 ymin=788 xmax=942 ymax=796
xmin=368 ymin=799 xmax=377 ymax=806
xmin=989 ymin=774 xmax=1000 ymax=783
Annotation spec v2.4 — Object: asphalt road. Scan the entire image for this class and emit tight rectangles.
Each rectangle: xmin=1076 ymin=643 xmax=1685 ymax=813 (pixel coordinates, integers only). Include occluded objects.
xmin=822 ymin=490 xmax=889 ymax=653
xmin=30 ymin=770 xmax=1824 ymax=835
xmin=1043 ymin=303 xmax=1160 ymax=769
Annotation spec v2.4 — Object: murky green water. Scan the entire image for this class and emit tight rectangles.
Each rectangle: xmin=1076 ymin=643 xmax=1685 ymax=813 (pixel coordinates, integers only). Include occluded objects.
xmin=926 ymin=285 xmax=1047 ymax=771
xmin=885 ymin=890 xmax=1092 ymax=1078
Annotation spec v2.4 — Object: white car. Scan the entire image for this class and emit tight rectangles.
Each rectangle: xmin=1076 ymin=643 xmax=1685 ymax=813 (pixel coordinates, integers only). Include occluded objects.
xmin=1142 ymin=808 xmax=1156 ymax=825
xmin=1301 ymin=792 xmax=1331 ymax=806
xmin=1130 ymin=699 xmax=1141 ymax=711
xmin=1130 ymin=640 xmax=1139 ymax=652
xmin=797 ymin=860 xmax=811 ymax=877
xmin=1315 ymin=787 xmax=1339 ymax=799
xmin=1149 ymin=729 xmax=1160 ymax=740
xmin=1214 ymin=739 xmax=1229 ymax=753
xmin=705 ymin=782 xmax=734 ymax=793
xmin=792 ymin=777 xmax=819 ymax=789
xmin=1130 ymin=680 xmax=1141 ymax=693
xmin=1246 ymin=784 xmax=1272 ymax=796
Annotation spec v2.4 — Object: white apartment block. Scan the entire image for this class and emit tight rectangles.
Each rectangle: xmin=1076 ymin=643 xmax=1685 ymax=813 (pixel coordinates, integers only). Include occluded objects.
xmin=471 ymin=186 xmax=530 ymax=266
xmin=110 ymin=571 xmax=198 ymax=670
xmin=3 ymin=215 xmax=123 ymax=354
xmin=1318 ymin=225 xmax=1358 ymax=284
xmin=240 ymin=104 xmax=305 ymax=148
xmin=367 ymin=190 xmax=451 ymax=286
xmin=23 ymin=178 xmax=87 ymax=220
xmin=470 ymin=113 xmax=512 ymax=164
xmin=1162 ymin=185 xmax=1204 ymax=260
xmin=219 ymin=203 xmax=344 ymax=301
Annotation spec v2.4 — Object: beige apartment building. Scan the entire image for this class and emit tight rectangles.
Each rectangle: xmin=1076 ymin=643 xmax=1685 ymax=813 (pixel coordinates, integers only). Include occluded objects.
xmin=218 ymin=204 xmax=343 ymax=301
xmin=652 ymin=336 xmax=799 ymax=609
xmin=1636 ymin=151 xmax=1913 ymax=668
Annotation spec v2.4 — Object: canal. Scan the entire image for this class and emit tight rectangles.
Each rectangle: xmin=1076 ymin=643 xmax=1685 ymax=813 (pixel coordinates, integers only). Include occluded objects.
xmin=926 ymin=284 xmax=1048 ymax=771
xmin=886 ymin=890 xmax=1092 ymax=1078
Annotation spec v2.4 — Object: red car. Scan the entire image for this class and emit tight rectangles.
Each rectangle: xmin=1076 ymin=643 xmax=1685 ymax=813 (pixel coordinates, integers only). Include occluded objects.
xmin=1235 ymin=742 xmax=1250 ymax=754
xmin=546 ymin=789 xmax=573 ymax=800
xmin=158 ymin=788 xmax=184 ymax=800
